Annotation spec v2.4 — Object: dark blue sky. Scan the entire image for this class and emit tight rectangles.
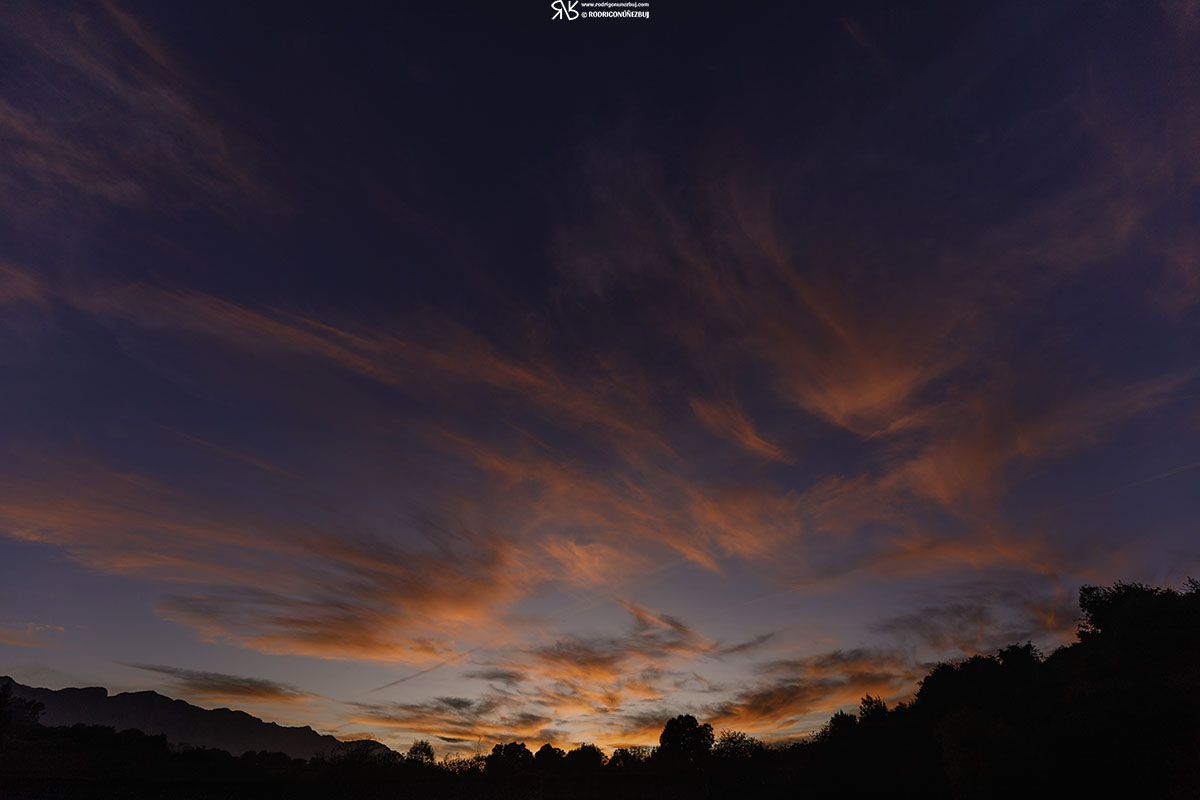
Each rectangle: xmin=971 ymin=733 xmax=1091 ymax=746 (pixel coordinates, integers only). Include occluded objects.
xmin=1 ymin=0 xmax=1198 ymax=751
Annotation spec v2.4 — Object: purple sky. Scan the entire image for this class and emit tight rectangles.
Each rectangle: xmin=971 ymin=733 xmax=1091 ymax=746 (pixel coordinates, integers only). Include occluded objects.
xmin=2 ymin=0 xmax=1199 ymax=753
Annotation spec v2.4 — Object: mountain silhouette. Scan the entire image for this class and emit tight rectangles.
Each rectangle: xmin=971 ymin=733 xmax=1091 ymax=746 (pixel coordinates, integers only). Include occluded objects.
xmin=0 ymin=676 xmax=358 ymax=760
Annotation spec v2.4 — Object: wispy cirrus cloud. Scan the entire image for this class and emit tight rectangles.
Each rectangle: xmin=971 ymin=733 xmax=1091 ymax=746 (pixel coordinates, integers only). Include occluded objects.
xmin=0 ymin=0 xmax=273 ymax=219
xmin=0 ymin=449 xmax=534 ymax=664
xmin=882 ymin=371 xmax=1193 ymax=510
xmin=701 ymin=647 xmax=918 ymax=735
xmin=462 ymin=668 xmax=527 ymax=686
xmin=0 ymin=621 xmax=63 ymax=648
xmin=687 ymin=394 xmax=789 ymax=462
xmin=349 ymin=694 xmax=561 ymax=747
xmin=0 ymin=262 xmax=49 ymax=307
xmin=2 ymin=220 xmax=1188 ymax=593
xmin=0 ymin=209 xmax=1187 ymax=745
xmin=600 ymin=647 xmax=919 ymax=742
xmin=120 ymin=663 xmax=313 ymax=705
xmin=349 ymin=604 xmax=775 ymax=750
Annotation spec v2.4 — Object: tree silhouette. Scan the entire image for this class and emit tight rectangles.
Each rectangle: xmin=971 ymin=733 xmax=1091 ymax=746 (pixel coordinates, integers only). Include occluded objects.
xmin=857 ymin=695 xmax=887 ymax=725
xmin=712 ymin=729 xmax=762 ymax=760
xmin=0 ymin=682 xmax=43 ymax=742
xmin=534 ymin=742 xmax=566 ymax=772
xmin=562 ymin=743 xmax=606 ymax=772
xmin=607 ymin=745 xmax=650 ymax=771
xmin=995 ymin=641 xmax=1041 ymax=668
xmin=485 ymin=741 xmax=534 ymax=774
xmin=657 ymin=714 xmax=713 ymax=768
xmin=812 ymin=709 xmax=856 ymax=742
xmin=406 ymin=738 xmax=435 ymax=765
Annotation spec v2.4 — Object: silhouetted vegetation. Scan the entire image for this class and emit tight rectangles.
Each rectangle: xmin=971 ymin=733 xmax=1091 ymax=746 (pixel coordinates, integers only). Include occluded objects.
xmin=4 ymin=579 xmax=1200 ymax=798
xmin=656 ymin=714 xmax=714 ymax=770
xmin=0 ymin=682 xmax=44 ymax=742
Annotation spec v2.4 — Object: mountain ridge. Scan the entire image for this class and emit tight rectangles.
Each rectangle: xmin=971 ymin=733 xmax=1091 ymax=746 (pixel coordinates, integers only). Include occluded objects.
xmin=0 ymin=675 xmax=374 ymax=760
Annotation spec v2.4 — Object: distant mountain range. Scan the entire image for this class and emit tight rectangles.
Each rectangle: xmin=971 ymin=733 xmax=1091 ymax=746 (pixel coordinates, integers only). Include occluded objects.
xmin=1 ymin=676 xmax=378 ymax=760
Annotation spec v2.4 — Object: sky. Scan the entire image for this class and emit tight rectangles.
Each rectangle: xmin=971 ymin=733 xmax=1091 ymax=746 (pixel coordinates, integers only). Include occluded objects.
xmin=1 ymin=0 xmax=1199 ymax=755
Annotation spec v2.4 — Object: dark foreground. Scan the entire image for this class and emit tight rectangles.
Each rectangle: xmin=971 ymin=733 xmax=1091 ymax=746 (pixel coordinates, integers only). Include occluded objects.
xmin=4 ymin=580 xmax=1199 ymax=799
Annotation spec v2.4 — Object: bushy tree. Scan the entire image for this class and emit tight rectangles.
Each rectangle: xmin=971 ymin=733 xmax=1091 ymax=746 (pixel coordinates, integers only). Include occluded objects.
xmin=813 ymin=709 xmax=856 ymax=742
xmin=996 ymin=641 xmax=1041 ymax=668
xmin=657 ymin=714 xmax=714 ymax=767
xmin=485 ymin=741 xmax=534 ymax=774
xmin=608 ymin=745 xmax=650 ymax=771
xmin=1078 ymin=581 xmax=1167 ymax=638
xmin=406 ymin=738 xmax=435 ymax=765
xmin=857 ymin=695 xmax=887 ymax=725
xmin=0 ymin=683 xmax=43 ymax=741
xmin=712 ymin=729 xmax=763 ymax=759
xmin=562 ymin=743 xmax=606 ymax=772
xmin=534 ymin=742 xmax=565 ymax=772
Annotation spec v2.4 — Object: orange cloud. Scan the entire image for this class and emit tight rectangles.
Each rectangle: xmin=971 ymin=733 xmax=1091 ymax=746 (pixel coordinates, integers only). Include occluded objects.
xmin=52 ymin=278 xmax=666 ymax=455
xmin=0 ymin=621 xmax=62 ymax=648
xmin=599 ymin=648 xmax=919 ymax=742
xmin=0 ymin=450 xmax=534 ymax=664
xmin=887 ymin=372 xmax=1191 ymax=510
xmin=688 ymin=395 xmax=789 ymax=461
xmin=350 ymin=603 xmax=777 ymax=751
xmin=540 ymin=536 xmax=646 ymax=587
xmin=348 ymin=695 xmax=561 ymax=751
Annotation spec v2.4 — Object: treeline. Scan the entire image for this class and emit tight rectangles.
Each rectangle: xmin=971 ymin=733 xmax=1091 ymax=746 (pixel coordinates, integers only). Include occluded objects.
xmin=3 ymin=579 xmax=1200 ymax=798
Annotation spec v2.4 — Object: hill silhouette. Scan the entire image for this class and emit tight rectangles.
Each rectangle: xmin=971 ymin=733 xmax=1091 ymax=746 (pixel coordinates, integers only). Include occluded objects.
xmin=0 ymin=677 xmax=353 ymax=760
xmin=3 ymin=578 xmax=1199 ymax=798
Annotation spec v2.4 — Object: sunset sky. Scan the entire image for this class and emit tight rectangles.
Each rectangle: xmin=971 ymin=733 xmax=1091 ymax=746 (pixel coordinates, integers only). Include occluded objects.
xmin=2 ymin=0 xmax=1199 ymax=754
